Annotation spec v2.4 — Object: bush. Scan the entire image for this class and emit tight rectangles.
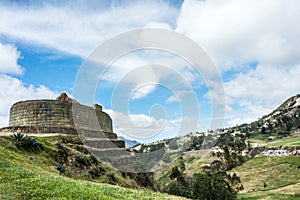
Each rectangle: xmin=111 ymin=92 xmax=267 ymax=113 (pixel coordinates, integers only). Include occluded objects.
xmin=106 ymin=172 xmax=116 ymax=185
xmin=88 ymin=166 xmax=106 ymax=179
xmin=56 ymin=143 xmax=69 ymax=162
xmin=90 ymin=155 xmax=99 ymax=165
xmin=11 ymin=133 xmax=25 ymax=142
xmin=191 ymin=172 xmax=237 ymax=200
xmin=56 ymin=163 xmax=65 ymax=174
xmin=13 ymin=135 xmax=43 ymax=152
xmin=165 ymin=178 xmax=191 ymax=198
xmin=188 ymin=134 xmax=205 ymax=151
xmin=163 ymin=155 xmax=243 ymax=199
xmin=75 ymin=155 xmax=91 ymax=167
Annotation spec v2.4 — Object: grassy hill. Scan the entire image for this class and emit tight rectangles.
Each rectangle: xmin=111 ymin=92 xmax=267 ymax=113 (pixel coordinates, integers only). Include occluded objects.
xmin=234 ymin=156 xmax=300 ymax=200
xmin=0 ymin=136 xmax=185 ymax=200
xmin=248 ymin=131 xmax=300 ymax=147
xmin=154 ymin=150 xmax=300 ymax=200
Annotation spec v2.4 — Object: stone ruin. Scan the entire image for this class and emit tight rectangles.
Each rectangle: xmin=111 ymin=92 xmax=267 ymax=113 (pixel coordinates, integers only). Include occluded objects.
xmin=0 ymin=93 xmax=162 ymax=172
xmin=0 ymin=93 xmax=125 ymax=150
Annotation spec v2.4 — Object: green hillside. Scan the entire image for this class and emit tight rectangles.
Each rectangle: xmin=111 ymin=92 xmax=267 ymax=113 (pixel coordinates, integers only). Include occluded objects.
xmin=153 ymin=133 xmax=300 ymax=200
xmin=0 ymin=136 xmax=185 ymax=200
xmin=234 ymin=156 xmax=300 ymax=199
xmin=248 ymin=131 xmax=300 ymax=147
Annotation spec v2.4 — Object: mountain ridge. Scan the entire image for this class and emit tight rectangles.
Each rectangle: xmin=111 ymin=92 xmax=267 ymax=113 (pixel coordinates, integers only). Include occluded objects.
xmin=238 ymin=94 xmax=300 ymax=134
xmin=118 ymin=136 xmax=140 ymax=148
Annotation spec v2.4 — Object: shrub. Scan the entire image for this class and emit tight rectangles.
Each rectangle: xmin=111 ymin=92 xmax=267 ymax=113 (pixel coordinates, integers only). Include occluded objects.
xmin=106 ymin=172 xmax=116 ymax=185
xmin=90 ymin=155 xmax=99 ymax=165
xmin=25 ymin=137 xmax=43 ymax=151
xmin=191 ymin=172 xmax=237 ymax=200
xmin=11 ymin=133 xmax=25 ymax=142
xmin=13 ymin=135 xmax=43 ymax=152
xmin=188 ymin=134 xmax=205 ymax=151
xmin=56 ymin=163 xmax=65 ymax=174
xmin=165 ymin=178 xmax=191 ymax=198
xmin=88 ymin=166 xmax=106 ymax=179
xmin=75 ymin=155 xmax=91 ymax=167
xmin=163 ymin=154 xmax=243 ymax=199
xmin=56 ymin=143 xmax=69 ymax=162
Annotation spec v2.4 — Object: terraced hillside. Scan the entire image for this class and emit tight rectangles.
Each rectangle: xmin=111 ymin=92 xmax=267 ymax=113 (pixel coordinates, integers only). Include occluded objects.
xmin=0 ymin=135 xmax=185 ymax=200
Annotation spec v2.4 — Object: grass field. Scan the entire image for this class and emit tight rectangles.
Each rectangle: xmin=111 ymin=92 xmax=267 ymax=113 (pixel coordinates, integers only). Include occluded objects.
xmin=0 ymin=136 xmax=185 ymax=200
xmin=155 ymin=147 xmax=300 ymax=200
xmin=248 ymin=131 xmax=300 ymax=147
xmin=234 ymin=156 xmax=300 ymax=200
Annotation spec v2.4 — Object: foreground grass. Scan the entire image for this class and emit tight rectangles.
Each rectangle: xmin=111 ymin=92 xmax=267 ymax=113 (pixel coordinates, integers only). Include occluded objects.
xmin=0 ymin=136 xmax=185 ymax=199
xmin=234 ymin=156 xmax=300 ymax=200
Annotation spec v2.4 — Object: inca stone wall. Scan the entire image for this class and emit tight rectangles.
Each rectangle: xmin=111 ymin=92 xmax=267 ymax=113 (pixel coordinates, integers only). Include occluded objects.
xmin=6 ymin=93 xmax=113 ymax=133
xmin=0 ymin=93 xmax=126 ymax=151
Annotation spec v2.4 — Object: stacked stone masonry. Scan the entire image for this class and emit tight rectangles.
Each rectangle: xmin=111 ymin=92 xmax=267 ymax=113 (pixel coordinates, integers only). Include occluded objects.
xmin=0 ymin=93 xmax=125 ymax=149
xmin=8 ymin=100 xmax=112 ymax=133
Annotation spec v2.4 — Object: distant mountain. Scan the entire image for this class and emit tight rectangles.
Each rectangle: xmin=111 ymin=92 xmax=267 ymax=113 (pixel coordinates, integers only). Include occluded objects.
xmin=118 ymin=136 xmax=140 ymax=148
xmin=238 ymin=94 xmax=300 ymax=134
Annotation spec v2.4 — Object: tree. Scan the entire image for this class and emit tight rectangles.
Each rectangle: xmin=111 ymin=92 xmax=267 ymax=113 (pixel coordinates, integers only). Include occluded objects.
xmin=170 ymin=166 xmax=181 ymax=180
xmin=188 ymin=134 xmax=205 ymax=150
xmin=164 ymin=158 xmax=243 ymax=199
xmin=191 ymin=172 xmax=237 ymax=200
xmin=261 ymin=126 xmax=267 ymax=134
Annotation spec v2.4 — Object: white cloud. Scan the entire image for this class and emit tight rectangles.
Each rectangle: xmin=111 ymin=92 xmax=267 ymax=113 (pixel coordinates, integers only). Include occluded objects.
xmin=131 ymin=84 xmax=157 ymax=100
xmin=100 ymin=50 xmax=200 ymax=100
xmin=0 ymin=1 xmax=179 ymax=57
xmin=176 ymin=0 xmax=300 ymax=71
xmin=104 ymin=109 xmax=176 ymax=142
xmin=0 ymin=1 xmax=207 ymax=103
xmin=165 ymin=90 xmax=189 ymax=104
xmin=0 ymin=74 xmax=58 ymax=127
xmin=176 ymin=0 xmax=300 ymax=126
xmin=2 ymin=0 xmax=299 ymax=131
xmin=145 ymin=21 xmax=173 ymax=30
xmin=224 ymin=64 xmax=300 ymax=126
xmin=104 ymin=108 xmax=201 ymax=143
xmin=165 ymin=95 xmax=178 ymax=104
xmin=0 ymin=43 xmax=23 ymax=75
xmin=0 ymin=42 xmax=58 ymax=127
xmin=227 ymin=117 xmax=256 ymax=128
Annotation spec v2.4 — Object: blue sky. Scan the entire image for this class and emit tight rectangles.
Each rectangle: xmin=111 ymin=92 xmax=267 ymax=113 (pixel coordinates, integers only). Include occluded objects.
xmin=0 ymin=0 xmax=300 ymax=143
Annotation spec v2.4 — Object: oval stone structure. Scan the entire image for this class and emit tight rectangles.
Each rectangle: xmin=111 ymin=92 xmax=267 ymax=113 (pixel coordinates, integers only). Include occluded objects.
xmin=8 ymin=99 xmax=112 ymax=133
xmin=0 ymin=93 xmax=125 ymax=149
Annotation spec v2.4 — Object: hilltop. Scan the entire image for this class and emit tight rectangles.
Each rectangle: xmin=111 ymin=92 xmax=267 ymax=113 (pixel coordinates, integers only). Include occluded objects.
xmin=237 ymin=94 xmax=300 ymax=135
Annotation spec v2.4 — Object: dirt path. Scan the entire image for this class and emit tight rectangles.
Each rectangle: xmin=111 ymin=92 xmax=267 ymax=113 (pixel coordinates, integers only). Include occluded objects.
xmin=271 ymin=182 xmax=300 ymax=194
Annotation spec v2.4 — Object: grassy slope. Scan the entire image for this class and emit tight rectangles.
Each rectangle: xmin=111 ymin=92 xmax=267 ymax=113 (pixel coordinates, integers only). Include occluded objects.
xmin=248 ymin=131 xmax=300 ymax=147
xmin=233 ymin=156 xmax=300 ymax=200
xmin=155 ymin=150 xmax=217 ymax=189
xmin=0 ymin=136 xmax=185 ymax=200
xmin=155 ymin=144 xmax=300 ymax=200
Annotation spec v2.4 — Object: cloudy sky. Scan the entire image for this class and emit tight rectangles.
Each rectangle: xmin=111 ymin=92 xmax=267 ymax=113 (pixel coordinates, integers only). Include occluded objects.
xmin=0 ymin=0 xmax=299 ymax=142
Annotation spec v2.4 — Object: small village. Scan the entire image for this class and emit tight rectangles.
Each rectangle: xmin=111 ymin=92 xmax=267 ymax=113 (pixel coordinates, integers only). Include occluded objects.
xmin=260 ymin=149 xmax=300 ymax=156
